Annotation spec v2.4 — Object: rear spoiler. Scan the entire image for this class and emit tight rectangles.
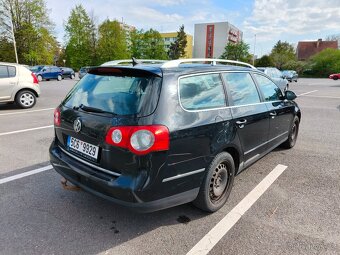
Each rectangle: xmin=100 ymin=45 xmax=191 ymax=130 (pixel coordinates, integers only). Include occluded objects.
xmin=87 ymin=66 xmax=162 ymax=77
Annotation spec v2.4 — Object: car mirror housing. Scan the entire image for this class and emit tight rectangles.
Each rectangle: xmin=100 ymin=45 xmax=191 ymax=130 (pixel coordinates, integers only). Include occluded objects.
xmin=285 ymin=90 xmax=297 ymax=100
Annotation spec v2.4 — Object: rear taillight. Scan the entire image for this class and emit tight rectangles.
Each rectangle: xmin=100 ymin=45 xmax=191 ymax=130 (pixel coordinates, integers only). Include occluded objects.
xmin=54 ymin=107 xmax=61 ymax=126
xmin=105 ymin=125 xmax=169 ymax=155
xmin=31 ymin=73 xmax=39 ymax=84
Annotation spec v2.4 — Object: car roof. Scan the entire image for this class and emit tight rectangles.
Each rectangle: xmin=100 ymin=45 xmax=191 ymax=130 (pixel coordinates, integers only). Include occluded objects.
xmin=0 ymin=62 xmax=27 ymax=67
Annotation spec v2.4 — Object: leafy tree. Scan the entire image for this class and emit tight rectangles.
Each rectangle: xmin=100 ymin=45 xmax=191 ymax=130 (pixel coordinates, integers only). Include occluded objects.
xmin=270 ymin=40 xmax=296 ymax=69
xmin=64 ymin=5 xmax=95 ymax=69
xmin=0 ymin=0 xmax=57 ymax=64
xmin=168 ymin=25 xmax=187 ymax=59
xmin=282 ymin=60 xmax=306 ymax=74
xmin=130 ymin=29 xmax=167 ymax=59
xmin=255 ymin=55 xmax=273 ymax=67
xmin=309 ymin=48 xmax=340 ymax=77
xmin=97 ymin=19 xmax=129 ymax=63
xmin=220 ymin=41 xmax=251 ymax=62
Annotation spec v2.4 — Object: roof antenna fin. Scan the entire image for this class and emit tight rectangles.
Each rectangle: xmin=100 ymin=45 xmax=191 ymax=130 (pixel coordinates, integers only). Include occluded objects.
xmin=132 ymin=57 xmax=139 ymax=66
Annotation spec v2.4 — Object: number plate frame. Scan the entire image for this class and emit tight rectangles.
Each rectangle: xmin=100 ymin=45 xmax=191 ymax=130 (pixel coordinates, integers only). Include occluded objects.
xmin=67 ymin=136 xmax=99 ymax=161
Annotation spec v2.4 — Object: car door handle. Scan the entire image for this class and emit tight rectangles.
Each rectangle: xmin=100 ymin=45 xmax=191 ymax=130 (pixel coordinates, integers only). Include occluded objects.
xmin=9 ymin=82 xmax=16 ymax=85
xmin=269 ymin=112 xmax=277 ymax=117
xmin=236 ymin=119 xmax=247 ymax=128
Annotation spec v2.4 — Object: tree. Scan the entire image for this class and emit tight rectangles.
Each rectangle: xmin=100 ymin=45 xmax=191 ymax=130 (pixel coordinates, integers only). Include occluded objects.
xmin=255 ymin=55 xmax=273 ymax=67
xmin=97 ymin=19 xmax=129 ymax=63
xmin=220 ymin=41 xmax=251 ymax=62
xmin=168 ymin=25 xmax=187 ymax=59
xmin=64 ymin=5 xmax=95 ymax=69
xmin=309 ymin=48 xmax=340 ymax=77
xmin=130 ymin=29 xmax=167 ymax=59
xmin=270 ymin=40 xmax=296 ymax=69
xmin=0 ymin=0 xmax=58 ymax=64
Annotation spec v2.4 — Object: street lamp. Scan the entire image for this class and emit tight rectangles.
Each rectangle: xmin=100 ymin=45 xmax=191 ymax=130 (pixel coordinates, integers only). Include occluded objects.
xmin=253 ymin=34 xmax=256 ymax=66
xmin=10 ymin=14 xmax=18 ymax=64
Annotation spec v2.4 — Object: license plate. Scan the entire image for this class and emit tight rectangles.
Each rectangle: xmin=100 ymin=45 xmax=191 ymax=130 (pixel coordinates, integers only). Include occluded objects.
xmin=67 ymin=136 xmax=99 ymax=160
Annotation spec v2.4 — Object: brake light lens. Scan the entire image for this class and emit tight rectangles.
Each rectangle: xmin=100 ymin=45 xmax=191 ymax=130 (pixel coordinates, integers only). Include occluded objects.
xmin=31 ymin=73 xmax=39 ymax=84
xmin=105 ymin=125 xmax=169 ymax=155
xmin=54 ymin=107 xmax=61 ymax=126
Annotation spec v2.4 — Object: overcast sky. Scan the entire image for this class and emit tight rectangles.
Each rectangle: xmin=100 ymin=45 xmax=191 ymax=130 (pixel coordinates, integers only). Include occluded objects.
xmin=46 ymin=0 xmax=340 ymax=57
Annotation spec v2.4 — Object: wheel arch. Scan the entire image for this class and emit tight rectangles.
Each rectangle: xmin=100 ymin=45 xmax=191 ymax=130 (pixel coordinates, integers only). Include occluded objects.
xmin=15 ymin=88 xmax=39 ymax=99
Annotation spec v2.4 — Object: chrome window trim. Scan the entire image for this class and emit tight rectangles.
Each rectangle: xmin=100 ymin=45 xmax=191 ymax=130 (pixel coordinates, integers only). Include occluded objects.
xmin=177 ymin=70 xmax=282 ymax=113
xmin=162 ymin=168 xmax=205 ymax=183
xmin=58 ymin=146 xmax=121 ymax=177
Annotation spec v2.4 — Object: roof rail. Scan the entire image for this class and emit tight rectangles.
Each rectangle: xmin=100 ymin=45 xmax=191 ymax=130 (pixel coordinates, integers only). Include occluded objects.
xmin=161 ymin=58 xmax=256 ymax=69
xmin=101 ymin=59 xmax=167 ymax=66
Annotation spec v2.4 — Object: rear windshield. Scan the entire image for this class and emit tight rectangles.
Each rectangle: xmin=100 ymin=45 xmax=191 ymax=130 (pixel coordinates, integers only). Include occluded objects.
xmin=63 ymin=73 xmax=162 ymax=116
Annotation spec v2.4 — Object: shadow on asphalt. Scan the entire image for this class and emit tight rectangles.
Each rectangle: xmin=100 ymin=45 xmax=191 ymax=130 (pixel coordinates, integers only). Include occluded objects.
xmin=0 ymin=103 xmax=21 ymax=110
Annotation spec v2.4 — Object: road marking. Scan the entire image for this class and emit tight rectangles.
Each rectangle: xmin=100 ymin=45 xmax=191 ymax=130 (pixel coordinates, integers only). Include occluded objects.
xmin=297 ymin=90 xmax=318 ymax=96
xmin=303 ymin=95 xmax=340 ymax=99
xmin=187 ymin=164 xmax=288 ymax=255
xmin=0 ymin=108 xmax=54 ymax=116
xmin=0 ymin=125 xmax=53 ymax=136
xmin=0 ymin=165 xmax=53 ymax=185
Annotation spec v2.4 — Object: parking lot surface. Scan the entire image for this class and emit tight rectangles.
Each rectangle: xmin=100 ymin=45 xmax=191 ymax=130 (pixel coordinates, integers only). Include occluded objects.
xmin=0 ymin=78 xmax=339 ymax=254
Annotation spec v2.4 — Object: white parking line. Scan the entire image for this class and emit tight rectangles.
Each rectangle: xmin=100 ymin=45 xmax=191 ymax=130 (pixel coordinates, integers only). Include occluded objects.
xmin=187 ymin=164 xmax=288 ymax=255
xmin=303 ymin=95 xmax=340 ymax=99
xmin=297 ymin=90 xmax=318 ymax=96
xmin=0 ymin=125 xmax=53 ymax=136
xmin=0 ymin=108 xmax=54 ymax=116
xmin=0 ymin=165 xmax=53 ymax=185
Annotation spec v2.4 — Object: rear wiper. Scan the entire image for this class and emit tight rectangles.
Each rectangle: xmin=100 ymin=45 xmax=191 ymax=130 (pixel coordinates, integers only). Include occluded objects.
xmin=75 ymin=104 xmax=117 ymax=116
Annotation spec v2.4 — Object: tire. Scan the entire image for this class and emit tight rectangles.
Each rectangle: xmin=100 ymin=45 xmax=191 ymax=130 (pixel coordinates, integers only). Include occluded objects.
xmin=71 ymin=74 xmax=75 ymax=79
xmin=16 ymin=90 xmax=36 ymax=109
xmin=57 ymin=75 xmax=62 ymax=81
xmin=333 ymin=77 xmax=338 ymax=80
xmin=281 ymin=116 xmax=300 ymax=149
xmin=193 ymin=152 xmax=235 ymax=212
xmin=37 ymin=75 xmax=43 ymax=82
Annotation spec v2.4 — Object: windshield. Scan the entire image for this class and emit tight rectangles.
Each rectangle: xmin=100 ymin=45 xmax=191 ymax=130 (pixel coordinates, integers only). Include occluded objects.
xmin=29 ymin=66 xmax=43 ymax=72
xmin=63 ymin=73 xmax=162 ymax=116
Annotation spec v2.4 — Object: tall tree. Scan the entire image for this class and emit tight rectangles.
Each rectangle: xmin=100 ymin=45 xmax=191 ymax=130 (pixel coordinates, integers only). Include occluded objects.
xmin=168 ymin=25 xmax=187 ymax=59
xmin=130 ymin=29 xmax=167 ymax=59
xmin=270 ymin=40 xmax=296 ymax=69
xmin=64 ymin=5 xmax=94 ymax=69
xmin=220 ymin=41 xmax=251 ymax=62
xmin=97 ymin=19 xmax=128 ymax=63
xmin=0 ymin=0 xmax=57 ymax=64
xmin=255 ymin=55 xmax=273 ymax=67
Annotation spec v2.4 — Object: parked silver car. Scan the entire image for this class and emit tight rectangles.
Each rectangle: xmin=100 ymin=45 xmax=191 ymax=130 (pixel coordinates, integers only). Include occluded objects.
xmin=0 ymin=62 xmax=40 ymax=108
xmin=257 ymin=67 xmax=289 ymax=91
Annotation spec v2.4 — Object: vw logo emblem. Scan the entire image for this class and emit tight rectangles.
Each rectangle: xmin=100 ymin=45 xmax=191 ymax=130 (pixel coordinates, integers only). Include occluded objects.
xmin=73 ymin=118 xmax=82 ymax=133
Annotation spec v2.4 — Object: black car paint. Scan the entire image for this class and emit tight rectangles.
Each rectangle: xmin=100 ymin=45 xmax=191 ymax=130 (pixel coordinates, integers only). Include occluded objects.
xmin=50 ymin=65 xmax=300 ymax=212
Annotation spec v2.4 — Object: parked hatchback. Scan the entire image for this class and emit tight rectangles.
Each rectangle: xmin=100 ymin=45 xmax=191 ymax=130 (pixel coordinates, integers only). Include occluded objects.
xmin=282 ymin=70 xmax=298 ymax=82
xmin=0 ymin=62 xmax=40 ymax=108
xmin=50 ymin=59 xmax=300 ymax=213
xmin=60 ymin=67 xmax=75 ymax=79
xmin=33 ymin=65 xmax=62 ymax=81
xmin=257 ymin=67 xmax=289 ymax=91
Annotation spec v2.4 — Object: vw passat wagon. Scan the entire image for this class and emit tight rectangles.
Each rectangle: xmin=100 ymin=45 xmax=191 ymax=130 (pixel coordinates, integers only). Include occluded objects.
xmin=50 ymin=59 xmax=301 ymax=213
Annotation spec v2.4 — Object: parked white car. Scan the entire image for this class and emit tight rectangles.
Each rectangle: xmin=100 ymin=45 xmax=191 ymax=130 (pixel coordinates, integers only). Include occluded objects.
xmin=0 ymin=62 xmax=40 ymax=108
xmin=257 ymin=67 xmax=289 ymax=91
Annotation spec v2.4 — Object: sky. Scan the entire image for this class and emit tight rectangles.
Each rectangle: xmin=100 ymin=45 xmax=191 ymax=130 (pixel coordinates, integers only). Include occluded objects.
xmin=46 ymin=0 xmax=340 ymax=57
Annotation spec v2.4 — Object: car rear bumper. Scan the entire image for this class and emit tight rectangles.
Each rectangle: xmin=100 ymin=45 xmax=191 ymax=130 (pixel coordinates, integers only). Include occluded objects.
xmin=49 ymin=141 xmax=199 ymax=213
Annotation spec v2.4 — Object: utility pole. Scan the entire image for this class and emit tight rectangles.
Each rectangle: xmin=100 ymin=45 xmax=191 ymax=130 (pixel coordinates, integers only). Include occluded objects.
xmin=10 ymin=15 xmax=19 ymax=64
xmin=253 ymin=34 xmax=256 ymax=66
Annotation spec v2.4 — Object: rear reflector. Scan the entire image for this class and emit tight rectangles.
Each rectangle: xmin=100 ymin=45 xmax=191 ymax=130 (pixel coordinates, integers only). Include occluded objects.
xmin=105 ymin=125 xmax=169 ymax=155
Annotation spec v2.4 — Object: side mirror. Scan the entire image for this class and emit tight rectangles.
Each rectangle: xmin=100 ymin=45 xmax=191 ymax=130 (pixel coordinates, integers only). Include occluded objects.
xmin=285 ymin=90 xmax=297 ymax=100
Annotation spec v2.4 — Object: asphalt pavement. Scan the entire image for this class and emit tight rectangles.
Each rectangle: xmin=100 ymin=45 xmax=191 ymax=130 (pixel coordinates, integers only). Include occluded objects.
xmin=0 ymin=78 xmax=339 ymax=255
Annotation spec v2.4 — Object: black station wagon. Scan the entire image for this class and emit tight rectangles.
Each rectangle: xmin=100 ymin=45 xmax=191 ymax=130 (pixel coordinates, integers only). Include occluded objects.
xmin=50 ymin=59 xmax=301 ymax=213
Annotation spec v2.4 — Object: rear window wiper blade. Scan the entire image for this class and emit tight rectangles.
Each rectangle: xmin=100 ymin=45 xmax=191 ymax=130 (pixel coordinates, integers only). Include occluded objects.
xmin=74 ymin=104 xmax=117 ymax=116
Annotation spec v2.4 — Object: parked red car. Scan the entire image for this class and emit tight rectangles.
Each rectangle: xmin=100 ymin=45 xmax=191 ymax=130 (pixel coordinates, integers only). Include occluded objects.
xmin=329 ymin=73 xmax=340 ymax=80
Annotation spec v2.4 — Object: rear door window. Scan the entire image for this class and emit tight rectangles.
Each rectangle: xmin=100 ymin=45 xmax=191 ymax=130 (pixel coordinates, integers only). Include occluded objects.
xmin=0 ymin=66 xmax=9 ymax=78
xmin=64 ymin=73 xmax=162 ymax=116
xmin=223 ymin=72 xmax=260 ymax=106
xmin=179 ymin=73 xmax=226 ymax=110
xmin=254 ymin=74 xmax=283 ymax=101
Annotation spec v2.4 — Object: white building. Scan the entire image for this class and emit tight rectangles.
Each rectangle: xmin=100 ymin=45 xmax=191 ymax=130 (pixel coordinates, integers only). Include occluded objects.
xmin=193 ymin=22 xmax=243 ymax=58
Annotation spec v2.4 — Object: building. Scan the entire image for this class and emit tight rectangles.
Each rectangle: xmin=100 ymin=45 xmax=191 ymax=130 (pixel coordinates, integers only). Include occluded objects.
xmin=193 ymin=22 xmax=243 ymax=58
xmin=160 ymin=32 xmax=193 ymax=58
xmin=297 ymin=39 xmax=338 ymax=61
